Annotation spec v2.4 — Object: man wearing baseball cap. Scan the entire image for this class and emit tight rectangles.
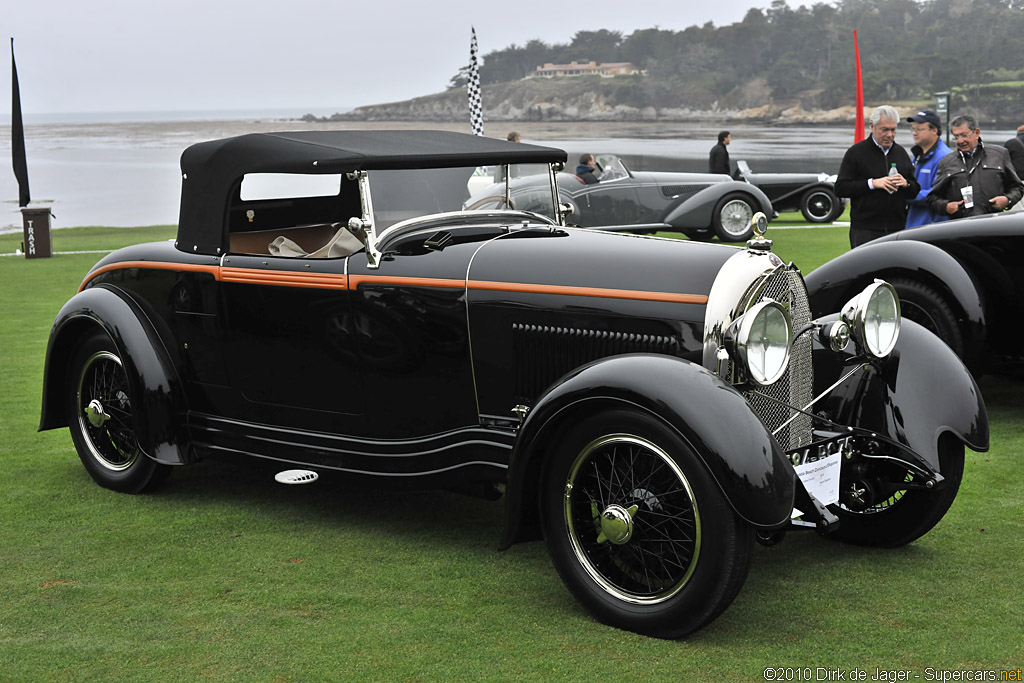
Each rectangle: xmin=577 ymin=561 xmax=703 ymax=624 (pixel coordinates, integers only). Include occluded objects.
xmin=905 ymin=110 xmax=952 ymax=228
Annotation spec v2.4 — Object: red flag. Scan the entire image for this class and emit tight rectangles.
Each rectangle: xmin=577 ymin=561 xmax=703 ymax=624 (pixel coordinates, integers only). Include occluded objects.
xmin=853 ymin=30 xmax=864 ymax=143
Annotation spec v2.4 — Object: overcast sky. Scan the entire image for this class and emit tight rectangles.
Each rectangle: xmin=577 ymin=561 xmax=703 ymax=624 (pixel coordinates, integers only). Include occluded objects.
xmin=7 ymin=0 xmax=773 ymax=116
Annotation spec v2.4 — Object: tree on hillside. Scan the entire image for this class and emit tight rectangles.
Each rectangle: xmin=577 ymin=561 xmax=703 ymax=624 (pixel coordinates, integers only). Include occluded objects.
xmin=448 ymin=0 xmax=1024 ymax=110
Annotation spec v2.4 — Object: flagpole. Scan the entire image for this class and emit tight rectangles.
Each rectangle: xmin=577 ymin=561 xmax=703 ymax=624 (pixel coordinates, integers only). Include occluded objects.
xmin=853 ymin=30 xmax=864 ymax=144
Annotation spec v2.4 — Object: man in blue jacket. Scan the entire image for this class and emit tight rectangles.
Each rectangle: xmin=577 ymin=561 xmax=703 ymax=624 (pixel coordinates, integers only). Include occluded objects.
xmin=905 ymin=110 xmax=952 ymax=229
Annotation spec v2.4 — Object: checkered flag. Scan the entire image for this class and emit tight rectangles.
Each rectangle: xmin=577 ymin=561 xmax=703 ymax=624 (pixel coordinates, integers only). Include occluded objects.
xmin=467 ymin=27 xmax=484 ymax=136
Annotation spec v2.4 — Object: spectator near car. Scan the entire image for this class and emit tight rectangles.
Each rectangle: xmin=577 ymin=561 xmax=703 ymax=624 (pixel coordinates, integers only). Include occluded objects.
xmin=835 ymin=105 xmax=919 ymax=248
xmin=708 ymin=131 xmax=731 ymax=175
xmin=926 ymin=114 xmax=1024 ymax=219
xmin=905 ymin=110 xmax=953 ymax=229
xmin=575 ymin=153 xmax=600 ymax=184
xmin=1004 ymin=124 xmax=1024 ymax=176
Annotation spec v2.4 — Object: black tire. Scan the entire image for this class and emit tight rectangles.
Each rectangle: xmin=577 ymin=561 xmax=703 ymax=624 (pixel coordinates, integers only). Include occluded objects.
xmin=66 ymin=332 xmax=171 ymax=493
xmin=799 ymin=187 xmax=842 ymax=223
xmin=540 ymin=409 xmax=753 ymax=639
xmin=889 ymin=277 xmax=965 ymax=360
xmin=829 ymin=435 xmax=964 ymax=547
xmin=685 ymin=230 xmax=715 ymax=242
xmin=711 ymin=193 xmax=755 ymax=242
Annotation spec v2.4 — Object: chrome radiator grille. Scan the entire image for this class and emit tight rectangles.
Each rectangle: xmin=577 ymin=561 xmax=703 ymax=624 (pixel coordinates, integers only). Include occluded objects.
xmin=744 ymin=268 xmax=814 ymax=451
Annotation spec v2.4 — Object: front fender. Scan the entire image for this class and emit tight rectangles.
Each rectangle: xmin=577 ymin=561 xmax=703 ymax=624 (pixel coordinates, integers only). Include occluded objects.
xmin=663 ymin=181 xmax=774 ymax=229
xmin=39 ymin=285 xmax=192 ymax=465
xmin=812 ymin=315 xmax=989 ymax=470
xmin=805 ymin=240 xmax=986 ymax=362
xmin=501 ymin=354 xmax=795 ymax=548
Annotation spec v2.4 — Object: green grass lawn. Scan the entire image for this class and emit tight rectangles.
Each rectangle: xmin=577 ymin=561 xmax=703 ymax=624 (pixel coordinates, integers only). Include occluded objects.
xmin=1 ymin=225 xmax=1021 ymax=681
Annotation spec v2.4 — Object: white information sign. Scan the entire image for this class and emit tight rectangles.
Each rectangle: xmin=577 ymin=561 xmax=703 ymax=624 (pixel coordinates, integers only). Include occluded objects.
xmin=791 ymin=451 xmax=842 ymax=518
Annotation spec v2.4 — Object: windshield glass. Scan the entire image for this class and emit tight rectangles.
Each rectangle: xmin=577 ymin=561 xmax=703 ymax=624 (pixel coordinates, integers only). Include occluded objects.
xmin=367 ymin=166 xmax=484 ymax=231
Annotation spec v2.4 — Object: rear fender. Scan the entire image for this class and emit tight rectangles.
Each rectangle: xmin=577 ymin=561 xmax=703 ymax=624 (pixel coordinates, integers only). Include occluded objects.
xmin=501 ymin=354 xmax=795 ymax=548
xmin=39 ymin=285 xmax=192 ymax=465
xmin=663 ymin=181 xmax=774 ymax=229
xmin=812 ymin=315 xmax=989 ymax=470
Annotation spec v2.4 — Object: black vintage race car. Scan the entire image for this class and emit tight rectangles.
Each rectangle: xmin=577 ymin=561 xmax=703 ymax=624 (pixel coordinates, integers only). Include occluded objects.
xmin=806 ymin=211 xmax=1024 ymax=377
xmin=735 ymin=160 xmax=845 ymax=224
xmin=466 ymin=153 xmax=775 ymax=241
xmin=41 ymin=130 xmax=988 ymax=639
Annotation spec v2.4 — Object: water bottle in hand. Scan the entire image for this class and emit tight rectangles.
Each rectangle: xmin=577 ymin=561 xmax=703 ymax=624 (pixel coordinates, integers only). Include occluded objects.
xmin=886 ymin=163 xmax=897 ymax=194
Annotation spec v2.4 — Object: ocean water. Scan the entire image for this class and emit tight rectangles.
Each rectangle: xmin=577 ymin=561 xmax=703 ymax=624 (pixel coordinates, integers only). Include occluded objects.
xmin=2 ymin=113 xmax=1017 ymax=234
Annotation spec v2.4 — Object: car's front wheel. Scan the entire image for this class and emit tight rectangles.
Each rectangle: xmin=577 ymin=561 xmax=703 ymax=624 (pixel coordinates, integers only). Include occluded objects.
xmin=541 ymin=409 xmax=753 ymax=639
xmin=65 ymin=331 xmax=171 ymax=493
xmin=712 ymin=193 xmax=755 ymax=241
xmin=829 ymin=435 xmax=964 ymax=547
xmin=800 ymin=187 xmax=842 ymax=223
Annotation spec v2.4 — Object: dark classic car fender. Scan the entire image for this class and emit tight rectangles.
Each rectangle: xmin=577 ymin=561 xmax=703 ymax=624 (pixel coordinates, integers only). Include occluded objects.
xmin=500 ymin=353 xmax=796 ymax=548
xmin=811 ymin=316 xmax=989 ymax=471
xmin=805 ymin=239 xmax=986 ymax=365
xmin=39 ymin=284 xmax=192 ymax=466
xmin=660 ymin=176 xmax=774 ymax=230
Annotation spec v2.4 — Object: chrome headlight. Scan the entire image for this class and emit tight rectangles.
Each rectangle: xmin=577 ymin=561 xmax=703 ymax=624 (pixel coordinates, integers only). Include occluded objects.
xmin=728 ymin=299 xmax=792 ymax=386
xmin=841 ymin=280 xmax=901 ymax=358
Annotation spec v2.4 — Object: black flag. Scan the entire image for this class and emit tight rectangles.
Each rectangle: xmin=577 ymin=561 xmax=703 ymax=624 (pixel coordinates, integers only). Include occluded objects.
xmin=11 ymin=38 xmax=30 ymax=207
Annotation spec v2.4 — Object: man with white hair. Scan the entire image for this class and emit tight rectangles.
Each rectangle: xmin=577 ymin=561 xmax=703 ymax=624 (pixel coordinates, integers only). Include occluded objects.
xmin=835 ymin=105 xmax=920 ymax=248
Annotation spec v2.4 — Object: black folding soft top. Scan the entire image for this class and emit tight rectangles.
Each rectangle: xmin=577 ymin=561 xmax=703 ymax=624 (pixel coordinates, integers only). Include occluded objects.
xmin=177 ymin=130 xmax=567 ymax=255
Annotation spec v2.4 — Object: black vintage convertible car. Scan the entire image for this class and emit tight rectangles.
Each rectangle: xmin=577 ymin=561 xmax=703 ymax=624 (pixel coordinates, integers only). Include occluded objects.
xmin=735 ymin=160 xmax=845 ymax=223
xmin=806 ymin=210 xmax=1024 ymax=376
xmin=41 ymin=130 xmax=988 ymax=639
xmin=466 ymin=153 xmax=775 ymax=241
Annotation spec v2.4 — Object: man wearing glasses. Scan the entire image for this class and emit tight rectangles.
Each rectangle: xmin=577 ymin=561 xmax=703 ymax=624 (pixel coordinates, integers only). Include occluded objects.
xmin=905 ymin=110 xmax=953 ymax=228
xmin=835 ymin=105 xmax=920 ymax=248
xmin=926 ymin=114 xmax=1023 ymax=219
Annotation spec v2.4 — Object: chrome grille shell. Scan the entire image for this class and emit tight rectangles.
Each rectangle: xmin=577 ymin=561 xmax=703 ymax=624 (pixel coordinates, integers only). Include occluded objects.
xmin=703 ymin=250 xmax=814 ymax=451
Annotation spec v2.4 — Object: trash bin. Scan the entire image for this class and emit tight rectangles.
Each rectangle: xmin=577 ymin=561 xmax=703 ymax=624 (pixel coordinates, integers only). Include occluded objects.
xmin=21 ymin=207 xmax=53 ymax=259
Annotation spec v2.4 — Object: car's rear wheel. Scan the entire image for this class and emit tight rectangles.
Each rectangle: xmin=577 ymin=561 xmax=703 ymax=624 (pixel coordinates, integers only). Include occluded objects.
xmin=65 ymin=331 xmax=171 ymax=493
xmin=712 ymin=193 xmax=755 ymax=241
xmin=541 ymin=409 xmax=752 ymax=639
xmin=685 ymin=230 xmax=715 ymax=242
xmin=829 ymin=435 xmax=964 ymax=547
xmin=799 ymin=187 xmax=842 ymax=223
xmin=889 ymin=277 xmax=965 ymax=361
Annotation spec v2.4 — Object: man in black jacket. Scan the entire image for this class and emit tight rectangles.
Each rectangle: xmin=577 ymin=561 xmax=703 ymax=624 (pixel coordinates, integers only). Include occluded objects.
xmin=708 ymin=131 xmax=731 ymax=175
xmin=927 ymin=114 xmax=1022 ymax=219
xmin=1004 ymin=124 xmax=1024 ymax=178
xmin=835 ymin=105 xmax=919 ymax=248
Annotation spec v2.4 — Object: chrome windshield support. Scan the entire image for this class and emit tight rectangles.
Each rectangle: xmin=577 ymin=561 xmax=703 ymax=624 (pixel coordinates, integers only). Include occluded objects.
xmin=350 ymin=170 xmax=381 ymax=269
xmin=548 ymin=163 xmax=562 ymax=226
xmin=504 ymin=164 xmax=512 ymax=212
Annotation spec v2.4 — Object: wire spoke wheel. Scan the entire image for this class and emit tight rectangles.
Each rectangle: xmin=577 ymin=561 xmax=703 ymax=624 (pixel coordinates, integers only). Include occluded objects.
xmin=77 ymin=350 xmax=140 ymax=471
xmin=66 ymin=332 xmax=170 ymax=493
xmin=712 ymin=193 xmax=755 ymax=241
xmin=565 ymin=434 xmax=700 ymax=603
xmin=830 ymin=436 xmax=964 ymax=547
xmin=541 ymin=409 xmax=752 ymax=638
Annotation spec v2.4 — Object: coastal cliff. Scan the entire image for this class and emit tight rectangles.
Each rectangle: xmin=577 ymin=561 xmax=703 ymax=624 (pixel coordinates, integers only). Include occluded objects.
xmin=309 ymin=76 xmax=1018 ymax=127
xmin=309 ymin=78 xmax=863 ymax=126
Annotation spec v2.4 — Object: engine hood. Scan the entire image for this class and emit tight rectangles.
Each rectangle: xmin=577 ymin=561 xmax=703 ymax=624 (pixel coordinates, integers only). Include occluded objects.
xmin=465 ymin=227 xmax=741 ymax=419
xmin=468 ymin=227 xmax=739 ymax=319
